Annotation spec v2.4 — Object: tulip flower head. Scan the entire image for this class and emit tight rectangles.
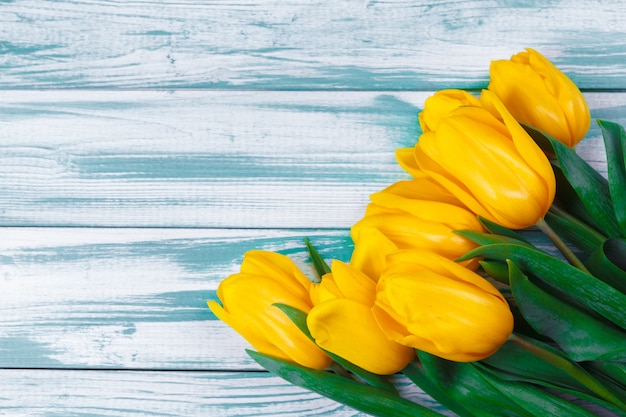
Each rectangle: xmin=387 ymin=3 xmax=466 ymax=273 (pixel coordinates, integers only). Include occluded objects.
xmin=414 ymin=90 xmax=556 ymax=230
xmin=208 ymin=250 xmax=331 ymax=370
xmin=307 ymin=260 xmax=415 ymax=374
xmin=419 ymin=89 xmax=482 ymax=133
xmin=351 ymin=178 xmax=484 ymax=270
xmin=373 ymin=250 xmax=514 ymax=362
xmin=488 ymin=48 xmax=590 ymax=147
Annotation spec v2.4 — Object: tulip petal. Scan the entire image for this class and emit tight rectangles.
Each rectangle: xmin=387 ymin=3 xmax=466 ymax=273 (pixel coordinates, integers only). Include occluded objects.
xmin=329 ymin=260 xmax=376 ymax=305
xmin=350 ymin=227 xmax=398 ymax=280
xmin=241 ymin=250 xmax=313 ymax=300
xmin=375 ymin=178 xmax=465 ymax=206
xmin=308 ymin=298 xmax=414 ymax=374
xmin=415 ymin=101 xmax=555 ymax=229
xmin=395 ymin=147 xmax=422 ymax=177
xmin=355 ymin=213 xmax=479 ymax=263
xmin=419 ymin=89 xmax=481 ymax=132
xmin=488 ymin=48 xmax=590 ymax=147
xmin=481 ymin=90 xmax=556 ymax=213
xmin=210 ymin=271 xmax=330 ymax=370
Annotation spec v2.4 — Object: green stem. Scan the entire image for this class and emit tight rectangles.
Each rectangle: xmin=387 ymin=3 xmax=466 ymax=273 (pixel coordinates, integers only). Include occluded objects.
xmin=509 ymin=334 xmax=626 ymax=411
xmin=536 ymin=217 xmax=591 ymax=274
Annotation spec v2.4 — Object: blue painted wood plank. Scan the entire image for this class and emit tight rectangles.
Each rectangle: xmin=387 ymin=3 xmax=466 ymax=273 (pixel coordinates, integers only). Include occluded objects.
xmin=0 ymin=370 xmax=456 ymax=416
xmin=0 ymin=90 xmax=423 ymax=227
xmin=0 ymin=90 xmax=619 ymax=228
xmin=0 ymin=225 xmax=582 ymax=371
xmin=1 ymin=0 xmax=625 ymax=89
xmin=0 ymin=228 xmax=354 ymax=369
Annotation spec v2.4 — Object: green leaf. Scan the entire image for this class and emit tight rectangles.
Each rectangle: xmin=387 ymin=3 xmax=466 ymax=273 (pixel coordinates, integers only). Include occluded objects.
xmin=482 ymin=336 xmax=596 ymax=394
xmin=416 ymin=351 xmax=535 ymax=417
xmin=479 ymin=260 xmax=510 ymax=284
xmin=598 ymin=119 xmax=626 ymax=235
xmin=587 ymin=361 xmax=626 ymax=391
xmin=458 ymin=242 xmax=626 ymax=330
xmin=477 ymin=216 xmax=531 ymax=243
xmin=402 ymin=362 xmax=476 ymax=417
xmin=273 ymin=303 xmax=397 ymax=394
xmin=473 ymin=363 xmax=611 ymax=417
xmin=544 ymin=209 xmax=606 ymax=255
xmin=478 ymin=362 xmax=626 ymax=417
xmin=248 ymin=350 xmax=447 ymax=417
xmin=585 ymin=238 xmax=626 ymax=293
xmin=505 ymin=332 xmax=626 ymax=412
xmin=507 ymin=261 xmax=626 ymax=361
xmin=455 ymin=229 xmax=534 ymax=248
xmin=273 ymin=303 xmax=314 ymax=339
xmin=304 ymin=237 xmax=331 ymax=280
xmin=524 ymin=124 xmax=622 ymax=237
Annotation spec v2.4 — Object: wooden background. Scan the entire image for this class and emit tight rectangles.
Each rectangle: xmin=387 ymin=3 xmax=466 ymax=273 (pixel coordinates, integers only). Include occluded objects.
xmin=1 ymin=1 xmax=625 ymax=415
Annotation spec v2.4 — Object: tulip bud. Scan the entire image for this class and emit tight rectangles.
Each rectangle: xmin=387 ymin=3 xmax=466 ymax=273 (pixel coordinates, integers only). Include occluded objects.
xmin=373 ymin=250 xmax=514 ymax=362
xmin=307 ymin=261 xmax=415 ymax=374
xmin=208 ymin=250 xmax=331 ymax=370
xmin=414 ymin=90 xmax=556 ymax=230
xmin=352 ymin=178 xmax=484 ymax=270
xmin=419 ymin=89 xmax=482 ymax=133
xmin=488 ymin=48 xmax=590 ymax=147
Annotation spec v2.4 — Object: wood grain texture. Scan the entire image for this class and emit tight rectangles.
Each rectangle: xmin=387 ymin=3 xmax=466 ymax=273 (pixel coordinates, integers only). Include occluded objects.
xmin=0 ymin=90 xmax=619 ymax=228
xmin=1 ymin=0 xmax=626 ymax=90
xmin=3 ymin=1 xmax=625 ymax=415
xmin=0 ymin=225 xmax=585 ymax=371
xmin=0 ymin=228 xmax=355 ymax=370
xmin=0 ymin=370 xmax=455 ymax=417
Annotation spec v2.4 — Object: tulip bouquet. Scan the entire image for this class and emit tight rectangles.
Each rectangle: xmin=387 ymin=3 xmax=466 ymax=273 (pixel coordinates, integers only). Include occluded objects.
xmin=209 ymin=49 xmax=626 ymax=416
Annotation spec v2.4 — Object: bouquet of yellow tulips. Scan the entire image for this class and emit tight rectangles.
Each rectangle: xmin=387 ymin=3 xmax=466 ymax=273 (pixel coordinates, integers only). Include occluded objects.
xmin=209 ymin=49 xmax=626 ymax=417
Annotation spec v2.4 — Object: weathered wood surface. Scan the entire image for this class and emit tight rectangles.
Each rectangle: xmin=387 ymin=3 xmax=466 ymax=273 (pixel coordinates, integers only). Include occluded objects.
xmin=0 ymin=91 xmax=620 ymax=228
xmin=1 ymin=0 xmax=626 ymax=90
xmin=0 ymin=228 xmax=353 ymax=370
xmin=0 ymin=370 xmax=456 ymax=417
xmin=2 ymin=0 xmax=626 ymax=415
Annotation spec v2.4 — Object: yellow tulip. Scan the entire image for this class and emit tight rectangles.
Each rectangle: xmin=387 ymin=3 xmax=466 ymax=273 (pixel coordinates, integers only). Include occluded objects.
xmin=414 ymin=90 xmax=556 ymax=229
xmin=488 ymin=48 xmax=590 ymax=147
xmin=208 ymin=250 xmax=331 ymax=370
xmin=373 ymin=250 xmax=514 ymax=362
xmin=351 ymin=178 xmax=484 ymax=270
xmin=350 ymin=227 xmax=398 ymax=281
xmin=310 ymin=260 xmax=375 ymax=306
xmin=396 ymin=147 xmax=422 ymax=177
xmin=307 ymin=260 xmax=415 ymax=374
xmin=398 ymin=90 xmax=481 ymax=176
xmin=419 ymin=89 xmax=482 ymax=133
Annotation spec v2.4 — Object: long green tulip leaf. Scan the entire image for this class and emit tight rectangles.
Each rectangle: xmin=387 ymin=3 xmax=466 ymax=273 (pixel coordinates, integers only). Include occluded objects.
xmin=585 ymin=238 xmax=626 ymax=293
xmin=402 ymin=362 xmax=476 ymax=417
xmin=478 ymin=361 xmax=626 ymax=417
xmin=545 ymin=209 xmax=606 ymax=255
xmin=459 ymin=243 xmax=626 ymax=329
xmin=248 ymin=350 xmax=447 ymax=417
xmin=473 ymin=363 xmax=613 ymax=417
xmin=482 ymin=336 xmax=595 ymax=394
xmin=587 ymin=361 xmax=626 ymax=391
xmin=273 ymin=303 xmax=397 ymax=394
xmin=417 ymin=351 xmax=535 ymax=417
xmin=304 ymin=237 xmax=331 ymax=280
xmin=477 ymin=216 xmax=531 ymax=243
xmin=507 ymin=261 xmax=626 ymax=361
xmin=479 ymin=260 xmax=510 ymax=284
xmin=455 ymin=229 xmax=534 ymax=248
xmin=524 ymin=124 xmax=621 ymax=237
xmin=598 ymin=119 xmax=626 ymax=235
